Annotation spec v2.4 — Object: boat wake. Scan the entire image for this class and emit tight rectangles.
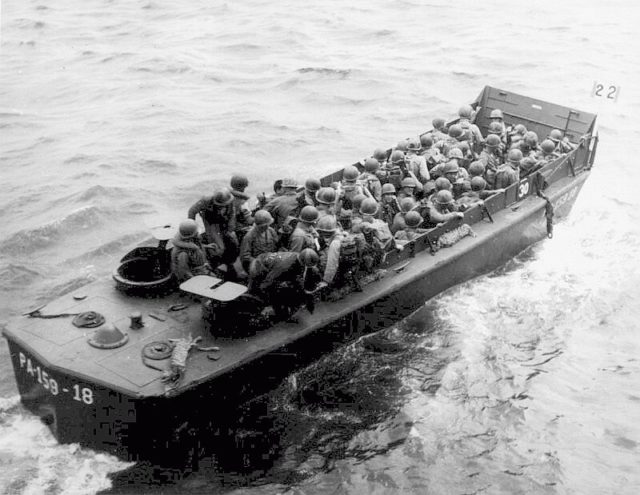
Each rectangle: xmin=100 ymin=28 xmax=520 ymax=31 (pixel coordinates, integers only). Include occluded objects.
xmin=0 ymin=396 xmax=132 ymax=495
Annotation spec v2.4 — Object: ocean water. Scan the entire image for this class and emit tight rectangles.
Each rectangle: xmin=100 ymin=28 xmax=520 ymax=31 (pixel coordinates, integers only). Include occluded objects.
xmin=1 ymin=0 xmax=639 ymax=493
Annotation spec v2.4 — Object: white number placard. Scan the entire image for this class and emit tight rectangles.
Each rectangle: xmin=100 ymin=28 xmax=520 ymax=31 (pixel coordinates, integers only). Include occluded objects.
xmin=592 ymin=82 xmax=620 ymax=102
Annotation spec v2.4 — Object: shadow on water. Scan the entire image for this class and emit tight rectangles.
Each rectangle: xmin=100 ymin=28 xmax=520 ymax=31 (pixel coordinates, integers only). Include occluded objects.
xmin=102 ymin=301 xmax=458 ymax=493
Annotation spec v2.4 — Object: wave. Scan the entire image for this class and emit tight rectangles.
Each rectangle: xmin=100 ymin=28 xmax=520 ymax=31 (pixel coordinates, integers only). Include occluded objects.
xmin=0 ymin=263 xmax=43 ymax=290
xmin=0 ymin=206 xmax=106 ymax=255
xmin=297 ymin=67 xmax=352 ymax=78
xmin=65 ymin=232 xmax=148 ymax=264
xmin=132 ymin=158 xmax=178 ymax=172
xmin=128 ymin=59 xmax=193 ymax=74
xmin=0 ymin=410 xmax=131 ymax=494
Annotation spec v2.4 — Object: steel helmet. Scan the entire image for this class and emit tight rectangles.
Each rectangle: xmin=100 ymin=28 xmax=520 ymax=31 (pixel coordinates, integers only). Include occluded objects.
xmin=343 ymin=165 xmax=360 ymax=181
xmin=359 ymin=197 xmax=379 ymax=216
xmin=400 ymin=197 xmax=417 ymax=213
xmin=448 ymin=124 xmax=464 ymax=139
xmin=524 ymin=131 xmax=539 ymax=146
xmin=456 ymin=142 xmax=470 ymax=155
xmin=541 ymin=139 xmax=556 ymax=154
xmin=514 ymin=124 xmax=527 ymax=135
xmin=381 ymin=183 xmax=396 ymax=195
xmin=253 ymin=210 xmax=274 ymax=226
xmin=178 ymin=219 xmax=198 ymax=238
xmin=315 ymin=187 xmax=337 ymax=205
xmin=520 ymin=156 xmax=538 ymax=174
xmin=407 ymin=138 xmax=421 ymax=151
xmin=391 ymin=150 xmax=405 ymax=164
xmin=404 ymin=211 xmax=423 ymax=228
xmin=435 ymin=189 xmax=454 ymax=205
xmin=316 ymin=215 xmax=338 ymax=233
xmin=352 ymin=193 xmax=367 ymax=212
xmin=432 ymin=117 xmax=446 ymax=129
xmin=281 ymin=177 xmax=298 ymax=189
xmin=299 ymin=205 xmax=319 ymax=224
xmin=549 ymin=128 xmax=563 ymax=142
xmin=304 ymin=178 xmax=321 ymax=193
xmin=448 ymin=147 xmax=464 ymax=160
xmin=212 ymin=187 xmax=234 ymax=206
xmin=373 ymin=148 xmax=388 ymax=162
xmin=507 ymin=148 xmax=523 ymax=163
xmin=400 ymin=177 xmax=416 ymax=188
xmin=489 ymin=109 xmax=504 ymax=119
xmin=485 ymin=134 xmax=501 ymax=148
xmin=396 ymin=140 xmax=409 ymax=152
xmin=468 ymin=161 xmax=485 ymax=177
xmin=434 ymin=176 xmax=452 ymax=191
xmin=487 ymin=122 xmax=503 ymax=135
xmin=299 ymin=248 xmax=319 ymax=267
xmin=470 ymin=176 xmax=487 ymax=192
xmin=443 ymin=160 xmax=460 ymax=174
xmin=458 ymin=104 xmax=473 ymax=119
xmin=419 ymin=134 xmax=433 ymax=148
xmin=230 ymin=174 xmax=249 ymax=192
xmin=364 ymin=157 xmax=380 ymax=173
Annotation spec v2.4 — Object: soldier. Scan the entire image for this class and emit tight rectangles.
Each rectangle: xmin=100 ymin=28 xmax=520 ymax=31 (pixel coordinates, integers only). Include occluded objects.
xmin=349 ymin=193 xmax=368 ymax=234
xmin=391 ymin=197 xmax=418 ymax=234
xmin=536 ymin=139 xmax=561 ymax=162
xmin=187 ymin=187 xmax=239 ymax=279
xmin=494 ymin=150 xmax=520 ymax=189
xmin=230 ymin=188 xmax=253 ymax=244
xmin=315 ymin=215 xmax=343 ymax=286
xmin=508 ymin=124 xmax=528 ymax=149
xmin=239 ymin=210 xmax=279 ymax=273
xmin=488 ymin=108 xmax=507 ymax=138
xmin=340 ymin=165 xmax=369 ymax=214
xmin=394 ymin=211 xmax=428 ymax=246
xmin=248 ymin=249 xmax=321 ymax=320
xmin=518 ymin=131 xmax=541 ymax=157
xmin=397 ymin=176 xmax=423 ymax=202
xmin=384 ymin=150 xmax=406 ymax=190
xmin=419 ymin=133 xmax=443 ymax=171
xmin=373 ymin=147 xmax=389 ymax=169
xmin=431 ymin=117 xmax=448 ymax=142
xmin=520 ymin=156 xmax=542 ymax=178
xmin=289 ymin=206 xmax=320 ymax=253
xmin=264 ymin=177 xmax=300 ymax=228
xmin=548 ymin=128 xmax=576 ymax=154
xmin=457 ymin=104 xmax=484 ymax=153
xmin=170 ymin=219 xmax=212 ymax=283
xmin=478 ymin=134 xmax=503 ymax=189
xmin=380 ymin=183 xmax=400 ymax=228
xmin=437 ymin=124 xmax=466 ymax=158
xmin=359 ymin=158 xmax=383 ymax=201
xmin=428 ymin=190 xmax=464 ymax=226
xmin=405 ymin=138 xmax=430 ymax=184
xmin=315 ymin=186 xmax=338 ymax=219
xmin=359 ymin=198 xmax=394 ymax=263
xmin=294 ymin=178 xmax=321 ymax=215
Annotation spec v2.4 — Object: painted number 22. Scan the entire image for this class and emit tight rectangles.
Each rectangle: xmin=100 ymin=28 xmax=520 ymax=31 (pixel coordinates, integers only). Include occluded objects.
xmin=592 ymin=82 xmax=620 ymax=102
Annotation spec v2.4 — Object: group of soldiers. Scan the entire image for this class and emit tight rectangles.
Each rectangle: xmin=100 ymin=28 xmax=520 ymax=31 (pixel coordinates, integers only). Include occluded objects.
xmin=171 ymin=105 xmax=577 ymax=321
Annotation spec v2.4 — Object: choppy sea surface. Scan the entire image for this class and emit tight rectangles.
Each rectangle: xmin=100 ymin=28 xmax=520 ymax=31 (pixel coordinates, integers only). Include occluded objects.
xmin=2 ymin=0 xmax=640 ymax=493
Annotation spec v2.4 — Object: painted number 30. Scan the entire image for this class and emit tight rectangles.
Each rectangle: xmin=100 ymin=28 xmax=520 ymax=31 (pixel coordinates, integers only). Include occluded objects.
xmin=518 ymin=180 xmax=530 ymax=197
xmin=592 ymin=82 xmax=619 ymax=101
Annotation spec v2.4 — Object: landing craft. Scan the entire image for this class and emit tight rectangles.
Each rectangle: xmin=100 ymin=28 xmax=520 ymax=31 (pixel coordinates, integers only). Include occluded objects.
xmin=2 ymin=86 xmax=598 ymax=462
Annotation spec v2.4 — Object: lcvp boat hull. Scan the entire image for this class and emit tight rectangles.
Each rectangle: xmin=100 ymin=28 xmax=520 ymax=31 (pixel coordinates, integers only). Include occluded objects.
xmin=5 ymin=171 xmax=589 ymax=461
